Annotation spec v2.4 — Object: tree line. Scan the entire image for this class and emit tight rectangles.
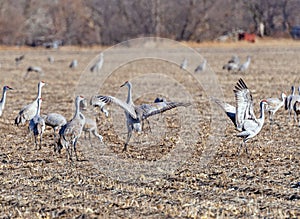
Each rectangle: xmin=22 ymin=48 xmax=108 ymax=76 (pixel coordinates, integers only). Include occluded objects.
xmin=0 ymin=0 xmax=299 ymax=46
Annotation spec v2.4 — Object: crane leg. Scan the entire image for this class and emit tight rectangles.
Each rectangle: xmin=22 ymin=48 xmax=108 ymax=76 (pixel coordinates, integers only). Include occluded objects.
xmin=123 ymin=130 xmax=132 ymax=152
xmin=34 ymin=135 xmax=38 ymax=150
xmin=237 ymin=140 xmax=247 ymax=156
xmin=92 ymin=129 xmax=103 ymax=143
xmin=88 ymin=131 xmax=93 ymax=147
xmin=144 ymin=119 xmax=152 ymax=133
xmin=66 ymin=141 xmax=72 ymax=161
xmin=39 ymin=133 xmax=42 ymax=150
xmin=73 ymin=138 xmax=79 ymax=161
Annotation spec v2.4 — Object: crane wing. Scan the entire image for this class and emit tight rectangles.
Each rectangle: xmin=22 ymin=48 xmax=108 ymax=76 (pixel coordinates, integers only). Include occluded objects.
xmin=234 ymin=78 xmax=256 ymax=131
xmin=95 ymin=95 xmax=137 ymax=119
xmin=211 ymin=97 xmax=236 ymax=126
xmin=139 ymin=101 xmax=191 ymax=119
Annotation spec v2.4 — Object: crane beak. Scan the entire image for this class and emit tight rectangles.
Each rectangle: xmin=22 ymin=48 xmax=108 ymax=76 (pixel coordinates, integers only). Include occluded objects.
xmin=120 ymin=81 xmax=128 ymax=87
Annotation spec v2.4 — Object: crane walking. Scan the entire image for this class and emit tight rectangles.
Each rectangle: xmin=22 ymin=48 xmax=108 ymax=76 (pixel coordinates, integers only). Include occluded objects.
xmin=0 ymin=85 xmax=13 ymax=117
xmin=56 ymin=96 xmax=86 ymax=161
xmin=15 ymin=81 xmax=46 ymax=126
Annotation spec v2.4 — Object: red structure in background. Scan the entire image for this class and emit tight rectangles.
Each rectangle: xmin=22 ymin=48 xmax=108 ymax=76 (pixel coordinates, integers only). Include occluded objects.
xmin=238 ymin=32 xmax=256 ymax=43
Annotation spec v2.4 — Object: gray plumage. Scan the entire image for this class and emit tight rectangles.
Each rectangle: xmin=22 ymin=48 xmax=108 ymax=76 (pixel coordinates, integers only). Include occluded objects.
xmin=213 ymin=78 xmax=268 ymax=154
xmin=28 ymin=98 xmax=45 ymax=150
xmin=285 ymin=86 xmax=295 ymax=122
xmin=238 ymin=56 xmax=251 ymax=73
xmin=265 ymin=92 xmax=286 ymax=123
xmin=24 ymin=66 xmax=44 ymax=79
xmin=56 ymin=96 xmax=86 ymax=161
xmin=48 ymin=56 xmax=54 ymax=64
xmin=80 ymin=98 xmax=103 ymax=145
xmin=180 ymin=58 xmax=188 ymax=70
xmin=90 ymin=52 xmax=104 ymax=72
xmin=0 ymin=85 xmax=13 ymax=117
xmin=293 ymin=100 xmax=300 ymax=126
xmin=43 ymin=113 xmax=67 ymax=135
xmin=90 ymin=95 xmax=109 ymax=117
xmin=15 ymin=81 xmax=45 ymax=126
xmin=83 ymin=118 xmax=103 ymax=144
xmin=69 ymin=59 xmax=78 ymax=69
xmin=15 ymin=55 xmax=25 ymax=66
xmin=96 ymin=81 xmax=191 ymax=151
xmin=194 ymin=59 xmax=207 ymax=73
xmin=223 ymin=55 xmax=240 ymax=73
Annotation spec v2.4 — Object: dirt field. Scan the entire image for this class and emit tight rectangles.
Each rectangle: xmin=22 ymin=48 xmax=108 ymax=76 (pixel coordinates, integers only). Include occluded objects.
xmin=0 ymin=39 xmax=299 ymax=218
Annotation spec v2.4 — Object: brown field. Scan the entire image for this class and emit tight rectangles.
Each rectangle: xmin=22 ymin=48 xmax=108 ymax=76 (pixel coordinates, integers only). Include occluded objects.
xmin=0 ymin=39 xmax=299 ymax=218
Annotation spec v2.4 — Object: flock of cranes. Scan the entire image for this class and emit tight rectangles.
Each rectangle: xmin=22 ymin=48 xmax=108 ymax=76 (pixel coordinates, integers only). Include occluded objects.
xmin=0 ymin=52 xmax=298 ymax=161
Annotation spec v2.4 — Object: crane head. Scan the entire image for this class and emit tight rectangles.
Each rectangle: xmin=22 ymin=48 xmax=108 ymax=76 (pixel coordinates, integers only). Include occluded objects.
xmin=120 ymin=81 xmax=129 ymax=87
xmin=4 ymin=85 xmax=13 ymax=90
xmin=261 ymin=99 xmax=268 ymax=105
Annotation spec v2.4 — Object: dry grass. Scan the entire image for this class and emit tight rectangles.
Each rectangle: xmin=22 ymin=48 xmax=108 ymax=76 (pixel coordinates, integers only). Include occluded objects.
xmin=0 ymin=40 xmax=299 ymax=218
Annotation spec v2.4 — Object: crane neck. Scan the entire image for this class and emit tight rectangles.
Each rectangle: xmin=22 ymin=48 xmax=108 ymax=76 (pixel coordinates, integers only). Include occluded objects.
xmin=291 ymin=86 xmax=295 ymax=95
xmin=1 ymin=87 xmax=6 ymax=103
xmin=37 ymin=83 xmax=43 ymax=99
xmin=126 ymin=83 xmax=133 ymax=105
xmin=36 ymin=99 xmax=41 ymax=116
xmin=73 ymin=97 xmax=81 ymax=119
xmin=259 ymin=102 xmax=266 ymax=120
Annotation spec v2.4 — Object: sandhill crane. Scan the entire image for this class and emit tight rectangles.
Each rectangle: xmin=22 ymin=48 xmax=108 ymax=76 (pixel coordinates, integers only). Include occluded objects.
xmin=90 ymin=52 xmax=104 ymax=72
xmin=28 ymin=98 xmax=45 ymax=150
xmin=223 ymin=55 xmax=240 ymax=73
xmin=83 ymin=118 xmax=103 ymax=145
xmin=69 ymin=59 xmax=78 ymax=69
xmin=194 ymin=59 xmax=207 ymax=73
xmin=293 ymin=100 xmax=300 ymax=126
xmin=180 ymin=58 xmax=188 ymax=70
xmin=80 ymin=99 xmax=103 ymax=145
xmin=42 ymin=113 xmax=67 ymax=137
xmin=285 ymin=86 xmax=295 ymax=121
xmin=24 ymin=66 xmax=44 ymax=79
xmin=212 ymin=78 xmax=268 ymax=154
xmin=15 ymin=81 xmax=46 ymax=126
xmin=0 ymin=86 xmax=13 ymax=117
xmin=96 ymin=81 xmax=191 ymax=151
xmin=48 ymin=56 xmax=54 ymax=64
xmin=238 ymin=56 xmax=251 ymax=73
xmin=290 ymin=94 xmax=300 ymax=123
xmin=56 ymin=96 xmax=85 ymax=161
xmin=15 ymin=55 xmax=25 ymax=66
xmin=90 ymin=95 xmax=109 ymax=117
xmin=265 ymin=92 xmax=286 ymax=124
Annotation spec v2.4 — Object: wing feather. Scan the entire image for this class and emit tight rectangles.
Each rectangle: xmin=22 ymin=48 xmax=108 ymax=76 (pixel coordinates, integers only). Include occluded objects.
xmin=140 ymin=101 xmax=191 ymax=119
xmin=95 ymin=95 xmax=137 ymax=119
xmin=234 ymin=78 xmax=256 ymax=131
xmin=212 ymin=97 xmax=236 ymax=126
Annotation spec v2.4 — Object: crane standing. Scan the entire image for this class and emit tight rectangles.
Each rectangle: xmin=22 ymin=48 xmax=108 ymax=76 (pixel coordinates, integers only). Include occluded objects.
xmin=265 ymin=92 xmax=286 ymax=125
xmin=56 ymin=96 xmax=86 ymax=161
xmin=15 ymin=81 xmax=46 ymax=126
xmin=0 ymin=85 xmax=13 ymax=117
xmin=90 ymin=52 xmax=104 ymax=73
xmin=28 ymin=98 xmax=45 ymax=150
